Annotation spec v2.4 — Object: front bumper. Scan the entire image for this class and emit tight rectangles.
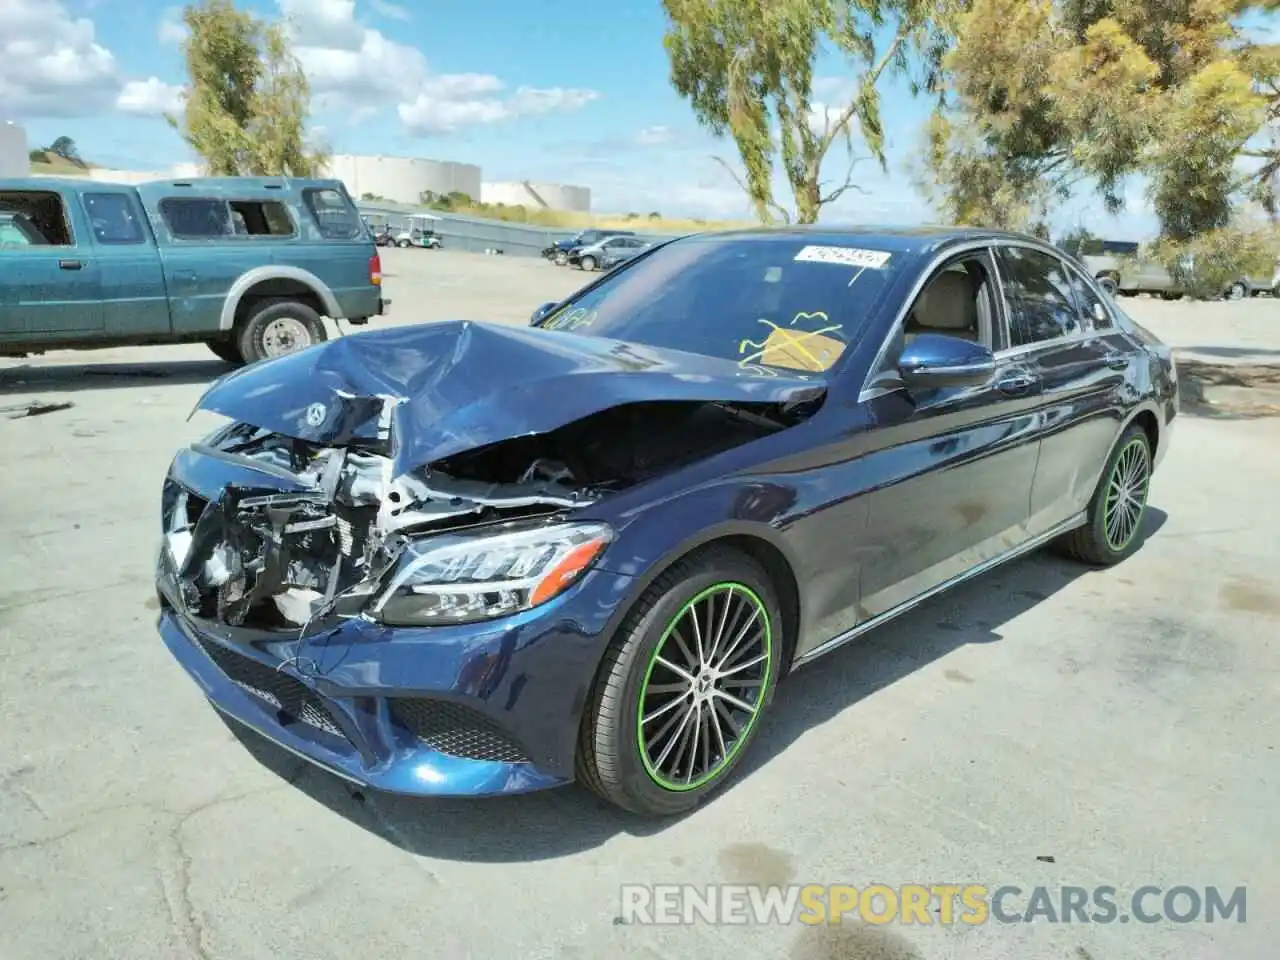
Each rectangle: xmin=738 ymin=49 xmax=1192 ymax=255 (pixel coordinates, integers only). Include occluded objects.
xmin=155 ymin=541 xmax=635 ymax=798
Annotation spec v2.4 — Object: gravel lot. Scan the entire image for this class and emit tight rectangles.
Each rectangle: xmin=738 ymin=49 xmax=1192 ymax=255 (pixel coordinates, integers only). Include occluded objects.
xmin=2 ymin=248 xmax=1278 ymax=960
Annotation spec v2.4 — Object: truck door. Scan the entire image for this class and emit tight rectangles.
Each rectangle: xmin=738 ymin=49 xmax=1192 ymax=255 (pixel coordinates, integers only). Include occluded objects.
xmin=80 ymin=190 xmax=171 ymax=336
xmin=0 ymin=186 xmax=103 ymax=336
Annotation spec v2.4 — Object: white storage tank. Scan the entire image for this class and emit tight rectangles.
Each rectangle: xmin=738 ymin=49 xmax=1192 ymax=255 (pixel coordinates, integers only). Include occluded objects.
xmin=323 ymin=155 xmax=483 ymax=205
xmin=0 ymin=122 xmax=29 ymax=178
xmin=481 ymin=180 xmax=591 ymax=213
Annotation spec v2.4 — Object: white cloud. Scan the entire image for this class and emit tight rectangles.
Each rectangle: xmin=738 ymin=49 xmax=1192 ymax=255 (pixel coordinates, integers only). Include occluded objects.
xmin=0 ymin=0 xmax=119 ymax=117
xmin=117 ymin=77 xmax=186 ymax=117
xmin=158 ymin=6 xmax=188 ymax=45
xmin=369 ymin=0 xmax=411 ymax=21
xmin=636 ymin=125 xmax=675 ymax=146
xmin=277 ymin=0 xmax=600 ymax=134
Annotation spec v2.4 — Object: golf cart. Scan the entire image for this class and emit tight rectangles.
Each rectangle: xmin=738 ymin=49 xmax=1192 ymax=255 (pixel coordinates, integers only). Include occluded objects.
xmin=393 ymin=214 xmax=443 ymax=249
xmin=362 ymin=213 xmax=396 ymax=246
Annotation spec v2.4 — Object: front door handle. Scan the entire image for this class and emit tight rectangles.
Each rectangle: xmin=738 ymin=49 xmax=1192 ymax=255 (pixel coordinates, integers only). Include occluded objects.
xmin=58 ymin=259 xmax=84 ymax=271
xmin=1103 ymin=353 xmax=1129 ymax=371
xmin=995 ymin=373 xmax=1039 ymax=395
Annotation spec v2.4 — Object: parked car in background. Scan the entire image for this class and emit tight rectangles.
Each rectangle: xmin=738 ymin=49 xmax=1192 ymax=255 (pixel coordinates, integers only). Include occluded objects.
xmin=155 ymin=226 xmax=1176 ymax=817
xmin=568 ymin=235 xmax=651 ymax=271
xmin=543 ymin=228 xmax=635 ymax=263
xmin=0 ymin=176 xmax=387 ymax=364
xmin=1081 ymin=238 xmax=1272 ymax=299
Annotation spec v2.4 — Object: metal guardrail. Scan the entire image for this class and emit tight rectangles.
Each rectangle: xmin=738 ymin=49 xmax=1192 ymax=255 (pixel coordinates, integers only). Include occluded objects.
xmin=356 ymin=201 xmax=684 ymax=257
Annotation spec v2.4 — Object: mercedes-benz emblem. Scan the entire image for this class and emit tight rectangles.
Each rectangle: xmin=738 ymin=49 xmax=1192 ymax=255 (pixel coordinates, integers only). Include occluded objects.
xmin=304 ymin=402 xmax=327 ymax=427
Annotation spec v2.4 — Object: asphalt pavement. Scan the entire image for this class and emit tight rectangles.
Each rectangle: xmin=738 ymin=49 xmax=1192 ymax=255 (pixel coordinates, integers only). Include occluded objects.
xmin=1 ymin=249 xmax=1277 ymax=960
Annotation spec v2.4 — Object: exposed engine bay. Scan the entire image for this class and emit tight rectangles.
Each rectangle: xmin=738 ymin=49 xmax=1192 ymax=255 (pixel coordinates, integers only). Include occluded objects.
xmin=163 ymin=398 xmax=817 ymax=633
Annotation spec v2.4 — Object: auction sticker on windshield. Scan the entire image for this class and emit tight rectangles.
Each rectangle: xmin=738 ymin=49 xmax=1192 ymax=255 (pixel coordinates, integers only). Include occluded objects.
xmin=794 ymin=245 xmax=892 ymax=269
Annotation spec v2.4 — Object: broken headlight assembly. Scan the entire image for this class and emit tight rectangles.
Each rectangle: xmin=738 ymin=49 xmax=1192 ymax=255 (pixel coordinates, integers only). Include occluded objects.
xmin=369 ymin=519 xmax=614 ymax=626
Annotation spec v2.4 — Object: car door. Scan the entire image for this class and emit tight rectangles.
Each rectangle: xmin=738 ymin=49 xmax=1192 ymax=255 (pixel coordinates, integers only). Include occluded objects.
xmin=851 ymin=247 xmax=1043 ymax=624
xmin=0 ymin=186 xmax=103 ymax=336
xmin=80 ymin=190 xmax=171 ymax=337
xmin=993 ymin=244 xmax=1130 ymax=535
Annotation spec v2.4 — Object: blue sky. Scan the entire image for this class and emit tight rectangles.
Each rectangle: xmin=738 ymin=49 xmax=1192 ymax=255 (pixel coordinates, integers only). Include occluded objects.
xmin=7 ymin=0 xmax=1274 ymax=236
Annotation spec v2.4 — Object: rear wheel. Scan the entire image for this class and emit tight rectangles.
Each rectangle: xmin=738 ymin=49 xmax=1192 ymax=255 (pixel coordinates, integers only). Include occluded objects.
xmin=577 ymin=547 xmax=782 ymax=816
xmin=1054 ymin=424 xmax=1152 ymax=566
xmin=1226 ymin=281 xmax=1247 ymax=300
xmin=236 ymin=299 xmax=327 ymax=364
xmin=205 ymin=339 xmax=243 ymax=364
xmin=1097 ymin=276 xmax=1118 ymax=296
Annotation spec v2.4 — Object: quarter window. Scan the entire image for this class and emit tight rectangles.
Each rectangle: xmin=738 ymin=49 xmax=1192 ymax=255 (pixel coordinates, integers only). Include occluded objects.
xmin=161 ymin=198 xmax=232 ymax=239
xmin=83 ymin=193 xmax=145 ymax=244
xmin=304 ymin=188 xmax=362 ymax=239
xmin=995 ymin=246 xmax=1082 ymax=347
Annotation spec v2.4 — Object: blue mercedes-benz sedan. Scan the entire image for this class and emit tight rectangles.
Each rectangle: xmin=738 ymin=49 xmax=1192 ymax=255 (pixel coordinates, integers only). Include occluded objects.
xmin=154 ymin=227 xmax=1178 ymax=816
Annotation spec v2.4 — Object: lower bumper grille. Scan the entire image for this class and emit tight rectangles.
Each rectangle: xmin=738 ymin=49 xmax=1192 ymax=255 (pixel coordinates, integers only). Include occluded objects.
xmin=195 ymin=636 xmax=346 ymax=740
xmin=390 ymin=698 xmax=529 ymax=764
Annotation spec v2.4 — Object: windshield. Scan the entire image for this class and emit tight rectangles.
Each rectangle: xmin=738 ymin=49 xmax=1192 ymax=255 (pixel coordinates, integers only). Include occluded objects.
xmin=540 ymin=234 xmax=900 ymax=374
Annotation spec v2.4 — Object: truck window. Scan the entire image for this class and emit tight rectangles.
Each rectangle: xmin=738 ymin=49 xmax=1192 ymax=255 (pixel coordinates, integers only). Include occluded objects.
xmin=303 ymin=188 xmax=362 ymax=240
xmin=228 ymin=200 xmax=295 ymax=237
xmin=160 ymin=198 xmax=232 ymax=239
xmin=83 ymin=192 xmax=145 ymax=244
xmin=0 ymin=190 xmax=73 ymax=246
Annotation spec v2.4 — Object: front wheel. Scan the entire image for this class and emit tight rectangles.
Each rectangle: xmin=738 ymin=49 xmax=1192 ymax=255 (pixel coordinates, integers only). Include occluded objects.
xmin=1226 ymin=281 xmax=1247 ymax=301
xmin=1097 ymin=276 xmax=1119 ymax=296
xmin=577 ymin=547 xmax=782 ymax=816
xmin=1054 ymin=424 xmax=1152 ymax=566
xmin=580 ymin=255 xmax=598 ymax=271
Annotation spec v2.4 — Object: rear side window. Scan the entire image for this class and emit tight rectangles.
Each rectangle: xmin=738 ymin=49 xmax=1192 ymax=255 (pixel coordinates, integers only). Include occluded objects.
xmin=228 ymin=200 xmax=295 ymax=237
xmin=304 ymin=188 xmax=362 ymax=239
xmin=995 ymin=246 xmax=1082 ymax=347
xmin=1064 ymin=266 xmax=1113 ymax=330
xmin=161 ymin=198 xmax=232 ymax=239
xmin=0 ymin=190 xmax=73 ymax=246
xmin=83 ymin=193 xmax=145 ymax=244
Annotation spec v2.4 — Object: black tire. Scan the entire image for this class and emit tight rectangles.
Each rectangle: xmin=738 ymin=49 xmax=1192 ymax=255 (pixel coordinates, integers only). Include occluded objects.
xmin=581 ymin=255 xmax=598 ymax=271
xmin=576 ymin=546 xmax=783 ymax=816
xmin=1054 ymin=424 xmax=1153 ymax=566
xmin=236 ymin=299 xmax=327 ymax=365
xmin=397 ymin=239 xmax=411 ymax=248
xmin=1097 ymin=276 xmax=1118 ymax=296
xmin=1226 ymin=281 xmax=1247 ymax=301
xmin=206 ymin=339 xmax=243 ymax=364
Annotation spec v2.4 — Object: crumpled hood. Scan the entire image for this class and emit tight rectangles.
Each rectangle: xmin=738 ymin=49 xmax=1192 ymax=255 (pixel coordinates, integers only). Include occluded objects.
xmin=194 ymin=320 xmax=825 ymax=477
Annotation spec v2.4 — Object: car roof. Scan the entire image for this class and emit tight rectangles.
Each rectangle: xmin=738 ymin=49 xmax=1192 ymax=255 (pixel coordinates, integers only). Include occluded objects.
xmin=684 ymin=224 xmax=1052 ymax=256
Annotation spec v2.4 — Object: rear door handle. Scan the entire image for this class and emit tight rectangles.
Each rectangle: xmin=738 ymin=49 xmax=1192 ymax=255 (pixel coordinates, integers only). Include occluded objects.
xmin=996 ymin=373 xmax=1039 ymax=396
xmin=1103 ymin=353 xmax=1129 ymax=371
xmin=58 ymin=259 xmax=84 ymax=271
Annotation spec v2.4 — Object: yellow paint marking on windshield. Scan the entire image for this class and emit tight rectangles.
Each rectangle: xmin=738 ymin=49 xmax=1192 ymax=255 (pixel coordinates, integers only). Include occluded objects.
xmin=739 ymin=312 xmax=845 ymax=373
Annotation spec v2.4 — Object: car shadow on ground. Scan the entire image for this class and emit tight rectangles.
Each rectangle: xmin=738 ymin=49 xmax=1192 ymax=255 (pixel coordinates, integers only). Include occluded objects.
xmin=233 ymin=508 xmax=1168 ymax=862
xmin=0 ymin=359 xmax=233 ymax=395
xmin=1179 ymin=346 xmax=1280 ymax=359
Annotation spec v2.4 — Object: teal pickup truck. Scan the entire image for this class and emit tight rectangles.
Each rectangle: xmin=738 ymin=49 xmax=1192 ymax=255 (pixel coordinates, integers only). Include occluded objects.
xmin=0 ymin=176 xmax=389 ymax=364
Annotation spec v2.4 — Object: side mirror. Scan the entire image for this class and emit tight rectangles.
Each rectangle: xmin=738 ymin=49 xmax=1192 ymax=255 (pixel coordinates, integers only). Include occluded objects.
xmin=530 ymin=301 xmax=558 ymax=326
xmin=897 ymin=333 xmax=995 ymax=389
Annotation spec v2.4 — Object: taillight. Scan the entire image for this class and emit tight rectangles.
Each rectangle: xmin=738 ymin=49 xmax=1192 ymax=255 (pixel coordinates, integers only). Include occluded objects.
xmin=370 ymin=250 xmax=382 ymax=286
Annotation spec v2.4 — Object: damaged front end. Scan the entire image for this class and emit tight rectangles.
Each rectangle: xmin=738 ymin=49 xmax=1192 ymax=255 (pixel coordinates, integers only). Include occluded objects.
xmin=161 ymin=392 xmax=816 ymax=634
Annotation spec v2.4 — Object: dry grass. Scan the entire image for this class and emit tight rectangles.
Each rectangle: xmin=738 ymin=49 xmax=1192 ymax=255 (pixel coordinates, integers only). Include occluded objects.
xmin=28 ymin=152 xmax=94 ymax=176
xmin=445 ymin=203 xmax=751 ymax=233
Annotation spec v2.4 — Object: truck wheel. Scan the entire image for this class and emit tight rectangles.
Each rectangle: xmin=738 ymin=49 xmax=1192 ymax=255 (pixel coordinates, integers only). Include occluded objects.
xmin=1097 ymin=276 xmax=1118 ymax=296
xmin=206 ymin=339 xmax=243 ymax=364
xmin=237 ymin=299 xmax=327 ymax=364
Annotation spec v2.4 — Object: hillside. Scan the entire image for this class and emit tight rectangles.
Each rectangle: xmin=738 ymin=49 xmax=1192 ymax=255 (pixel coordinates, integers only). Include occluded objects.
xmin=28 ymin=150 xmax=95 ymax=176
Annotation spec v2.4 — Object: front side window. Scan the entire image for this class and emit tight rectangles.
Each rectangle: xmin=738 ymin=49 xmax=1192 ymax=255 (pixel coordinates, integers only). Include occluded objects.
xmin=83 ymin=192 xmax=145 ymax=244
xmin=0 ymin=190 xmax=73 ymax=246
xmin=995 ymin=246 xmax=1081 ymax=347
xmin=161 ymin=198 xmax=232 ymax=239
xmin=539 ymin=235 xmax=900 ymax=374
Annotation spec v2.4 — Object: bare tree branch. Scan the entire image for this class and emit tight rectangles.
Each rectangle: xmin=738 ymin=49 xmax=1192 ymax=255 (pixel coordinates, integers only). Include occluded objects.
xmin=711 ymin=154 xmax=792 ymax=223
xmin=819 ymin=153 xmax=871 ymax=205
xmin=816 ymin=26 xmax=909 ymax=159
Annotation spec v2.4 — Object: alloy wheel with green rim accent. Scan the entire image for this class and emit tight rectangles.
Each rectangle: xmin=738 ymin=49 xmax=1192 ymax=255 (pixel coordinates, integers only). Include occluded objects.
xmin=636 ymin=583 xmax=773 ymax=791
xmin=1103 ymin=437 xmax=1151 ymax=551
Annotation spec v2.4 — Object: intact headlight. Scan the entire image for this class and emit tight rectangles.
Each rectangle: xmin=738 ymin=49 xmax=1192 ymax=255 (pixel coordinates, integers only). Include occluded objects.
xmin=369 ymin=519 xmax=613 ymax=627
